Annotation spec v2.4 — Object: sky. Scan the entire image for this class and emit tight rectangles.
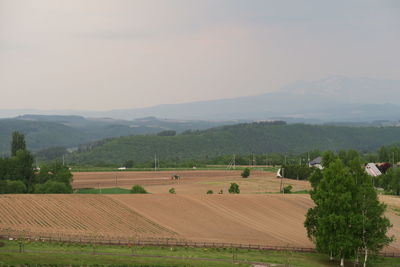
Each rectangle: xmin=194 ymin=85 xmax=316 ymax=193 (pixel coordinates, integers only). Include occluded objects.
xmin=0 ymin=0 xmax=399 ymax=111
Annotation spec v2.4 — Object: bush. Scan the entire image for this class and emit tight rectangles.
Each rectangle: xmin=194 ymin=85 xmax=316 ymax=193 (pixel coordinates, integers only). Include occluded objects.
xmin=34 ymin=181 xmax=72 ymax=194
xmin=283 ymin=185 xmax=293 ymax=194
xmin=228 ymin=183 xmax=240 ymax=194
xmin=124 ymin=160 xmax=134 ymax=168
xmin=281 ymin=165 xmax=313 ymax=180
xmin=218 ymin=189 xmax=223 ymax=194
xmin=241 ymin=168 xmax=250 ymax=178
xmin=169 ymin=188 xmax=176 ymax=194
xmin=206 ymin=190 xmax=213 ymax=194
xmin=0 ymin=180 xmax=27 ymax=194
xmin=130 ymin=185 xmax=148 ymax=194
xmin=6 ymin=180 xmax=27 ymax=193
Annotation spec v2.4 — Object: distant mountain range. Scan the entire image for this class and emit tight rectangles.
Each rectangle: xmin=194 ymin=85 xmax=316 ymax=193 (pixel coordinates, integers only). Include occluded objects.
xmin=1 ymin=76 xmax=399 ymax=122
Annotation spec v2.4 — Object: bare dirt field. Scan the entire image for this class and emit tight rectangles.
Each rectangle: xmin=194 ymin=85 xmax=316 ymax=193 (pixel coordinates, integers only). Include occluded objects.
xmin=72 ymin=170 xmax=311 ymax=194
xmin=1 ymin=194 xmax=399 ymax=252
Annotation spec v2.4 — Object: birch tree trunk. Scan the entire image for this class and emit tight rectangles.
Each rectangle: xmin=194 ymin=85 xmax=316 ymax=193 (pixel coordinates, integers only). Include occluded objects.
xmin=340 ymin=257 xmax=345 ymax=267
xmin=363 ymin=248 xmax=368 ymax=267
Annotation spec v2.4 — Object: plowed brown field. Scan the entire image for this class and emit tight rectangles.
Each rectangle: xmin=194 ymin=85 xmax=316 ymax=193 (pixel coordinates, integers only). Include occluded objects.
xmin=1 ymin=194 xmax=399 ymax=252
xmin=72 ymin=170 xmax=311 ymax=194
xmin=0 ymin=194 xmax=176 ymax=240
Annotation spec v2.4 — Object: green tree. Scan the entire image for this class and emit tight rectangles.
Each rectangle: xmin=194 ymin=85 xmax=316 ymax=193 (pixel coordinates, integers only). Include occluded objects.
xmin=131 ymin=185 xmax=148 ymax=194
xmin=206 ymin=189 xmax=213 ymax=194
xmin=305 ymin=157 xmax=392 ymax=266
xmin=379 ymin=146 xmax=390 ymax=162
xmin=35 ymin=161 xmax=73 ymax=193
xmin=382 ymin=167 xmax=400 ymax=195
xmin=283 ymin=185 xmax=292 ymax=193
xmin=11 ymin=131 xmax=26 ymax=157
xmin=349 ymin=159 xmax=392 ymax=266
xmin=34 ymin=180 xmax=71 ymax=193
xmin=241 ymin=168 xmax=250 ymax=178
xmin=124 ymin=160 xmax=134 ymax=168
xmin=14 ymin=150 xmax=35 ymax=190
xmin=228 ymin=183 xmax=240 ymax=194
xmin=0 ymin=180 xmax=27 ymax=193
xmin=169 ymin=188 xmax=176 ymax=194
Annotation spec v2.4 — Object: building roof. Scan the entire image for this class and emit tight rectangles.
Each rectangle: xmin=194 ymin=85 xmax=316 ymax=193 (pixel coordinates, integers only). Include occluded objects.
xmin=309 ymin=156 xmax=322 ymax=165
xmin=365 ymin=163 xmax=382 ymax=177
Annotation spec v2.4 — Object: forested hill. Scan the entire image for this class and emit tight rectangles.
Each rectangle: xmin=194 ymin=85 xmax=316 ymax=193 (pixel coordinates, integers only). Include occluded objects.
xmin=0 ymin=116 xmax=238 ymax=156
xmin=68 ymin=122 xmax=400 ymax=165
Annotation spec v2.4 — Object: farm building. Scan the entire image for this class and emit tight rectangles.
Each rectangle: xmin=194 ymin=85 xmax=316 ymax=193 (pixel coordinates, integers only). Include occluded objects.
xmin=365 ymin=163 xmax=382 ymax=177
xmin=308 ymin=156 xmax=323 ymax=170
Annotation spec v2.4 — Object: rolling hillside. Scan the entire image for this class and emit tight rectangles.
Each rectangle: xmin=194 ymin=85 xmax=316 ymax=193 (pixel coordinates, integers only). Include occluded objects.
xmin=0 ymin=115 xmax=237 ymax=156
xmin=69 ymin=121 xmax=400 ymax=165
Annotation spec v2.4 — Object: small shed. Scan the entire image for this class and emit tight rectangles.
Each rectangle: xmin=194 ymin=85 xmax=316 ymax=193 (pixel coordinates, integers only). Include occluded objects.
xmin=365 ymin=163 xmax=382 ymax=177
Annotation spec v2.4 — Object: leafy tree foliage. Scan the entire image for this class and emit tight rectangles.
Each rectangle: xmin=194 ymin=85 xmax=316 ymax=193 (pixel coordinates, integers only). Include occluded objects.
xmin=35 ymin=161 xmax=73 ymax=193
xmin=305 ymin=155 xmax=392 ymax=266
xmin=11 ymin=131 xmax=26 ymax=157
xmin=123 ymin=160 xmax=134 ymax=168
xmin=0 ymin=180 xmax=27 ymax=193
xmin=228 ymin=183 xmax=240 ymax=194
xmin=1 ymin=132 xmax=73 ymax=194
xmin=131 ymin=185 xmax=148 ymax=194
xmin=169 ymin=188 xmax=176 ymax=194
xmin=378 ymin=167 xmax=400 ymax=195
xmin=206 ymin=190 xmax=213 ymax=194
xmin=283 ymin=185 xmax=292 ymax=193
xmin=34 ymin=180 xmax=71 ymax=193
xmin=241 ymin=168 xmax=250 ymax=178
xmin=0 ymin=132 xmax=34 ymax=193
xmin=281 ymin=165 xmax=313 ymax=180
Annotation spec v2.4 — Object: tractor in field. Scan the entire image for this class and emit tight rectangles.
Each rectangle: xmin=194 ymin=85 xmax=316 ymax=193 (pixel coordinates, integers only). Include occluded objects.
xmin=171 ymin=174 xmax=181 ymax=180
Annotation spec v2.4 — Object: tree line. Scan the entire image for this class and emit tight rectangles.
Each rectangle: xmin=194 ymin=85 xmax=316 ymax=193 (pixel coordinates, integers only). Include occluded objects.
xmin=0 ymin=132 xmax=73 ymax=194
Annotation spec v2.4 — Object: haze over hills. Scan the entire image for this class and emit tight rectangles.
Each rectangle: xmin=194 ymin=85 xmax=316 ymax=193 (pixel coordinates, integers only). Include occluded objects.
xmin=1 ymin=76 xmax=399 ymax=122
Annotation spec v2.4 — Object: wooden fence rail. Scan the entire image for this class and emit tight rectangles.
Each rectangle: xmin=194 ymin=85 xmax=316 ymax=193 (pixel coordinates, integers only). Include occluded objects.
xmin=1 ymin=233 xmax=399 ymax=258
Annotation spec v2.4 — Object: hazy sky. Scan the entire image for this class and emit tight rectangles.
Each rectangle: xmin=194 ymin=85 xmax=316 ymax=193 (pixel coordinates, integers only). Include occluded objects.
xmin=0 ymin=0 xmax=399 ymax=110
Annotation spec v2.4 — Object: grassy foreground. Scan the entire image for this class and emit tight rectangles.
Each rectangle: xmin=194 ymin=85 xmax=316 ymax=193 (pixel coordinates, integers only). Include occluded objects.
xmin=0 ymin=240 xmax=399 ymax=267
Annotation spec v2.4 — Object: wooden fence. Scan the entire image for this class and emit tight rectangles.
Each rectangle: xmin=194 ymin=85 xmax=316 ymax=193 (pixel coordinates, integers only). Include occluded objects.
xmin=1 ymin=233 xmax=399 ymax=258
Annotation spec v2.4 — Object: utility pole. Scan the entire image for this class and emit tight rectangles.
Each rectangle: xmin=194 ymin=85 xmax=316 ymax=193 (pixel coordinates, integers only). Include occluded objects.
xmin=154 ymin=154 xmax=157 ymax=172
xmin=280 ymin=168 xmax=284 ymax=194
xmin=393 ymin=152 xmax=395 ymax=166
xmin=62 ymin=154 xmax=65 ymax=166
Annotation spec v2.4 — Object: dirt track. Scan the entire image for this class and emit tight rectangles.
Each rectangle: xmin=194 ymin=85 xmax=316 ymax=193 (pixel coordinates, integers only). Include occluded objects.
xmin=72 ymin=170 xmax=311 ymax=194
xmin=1 ymin=194 xmax=399 ymax=252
